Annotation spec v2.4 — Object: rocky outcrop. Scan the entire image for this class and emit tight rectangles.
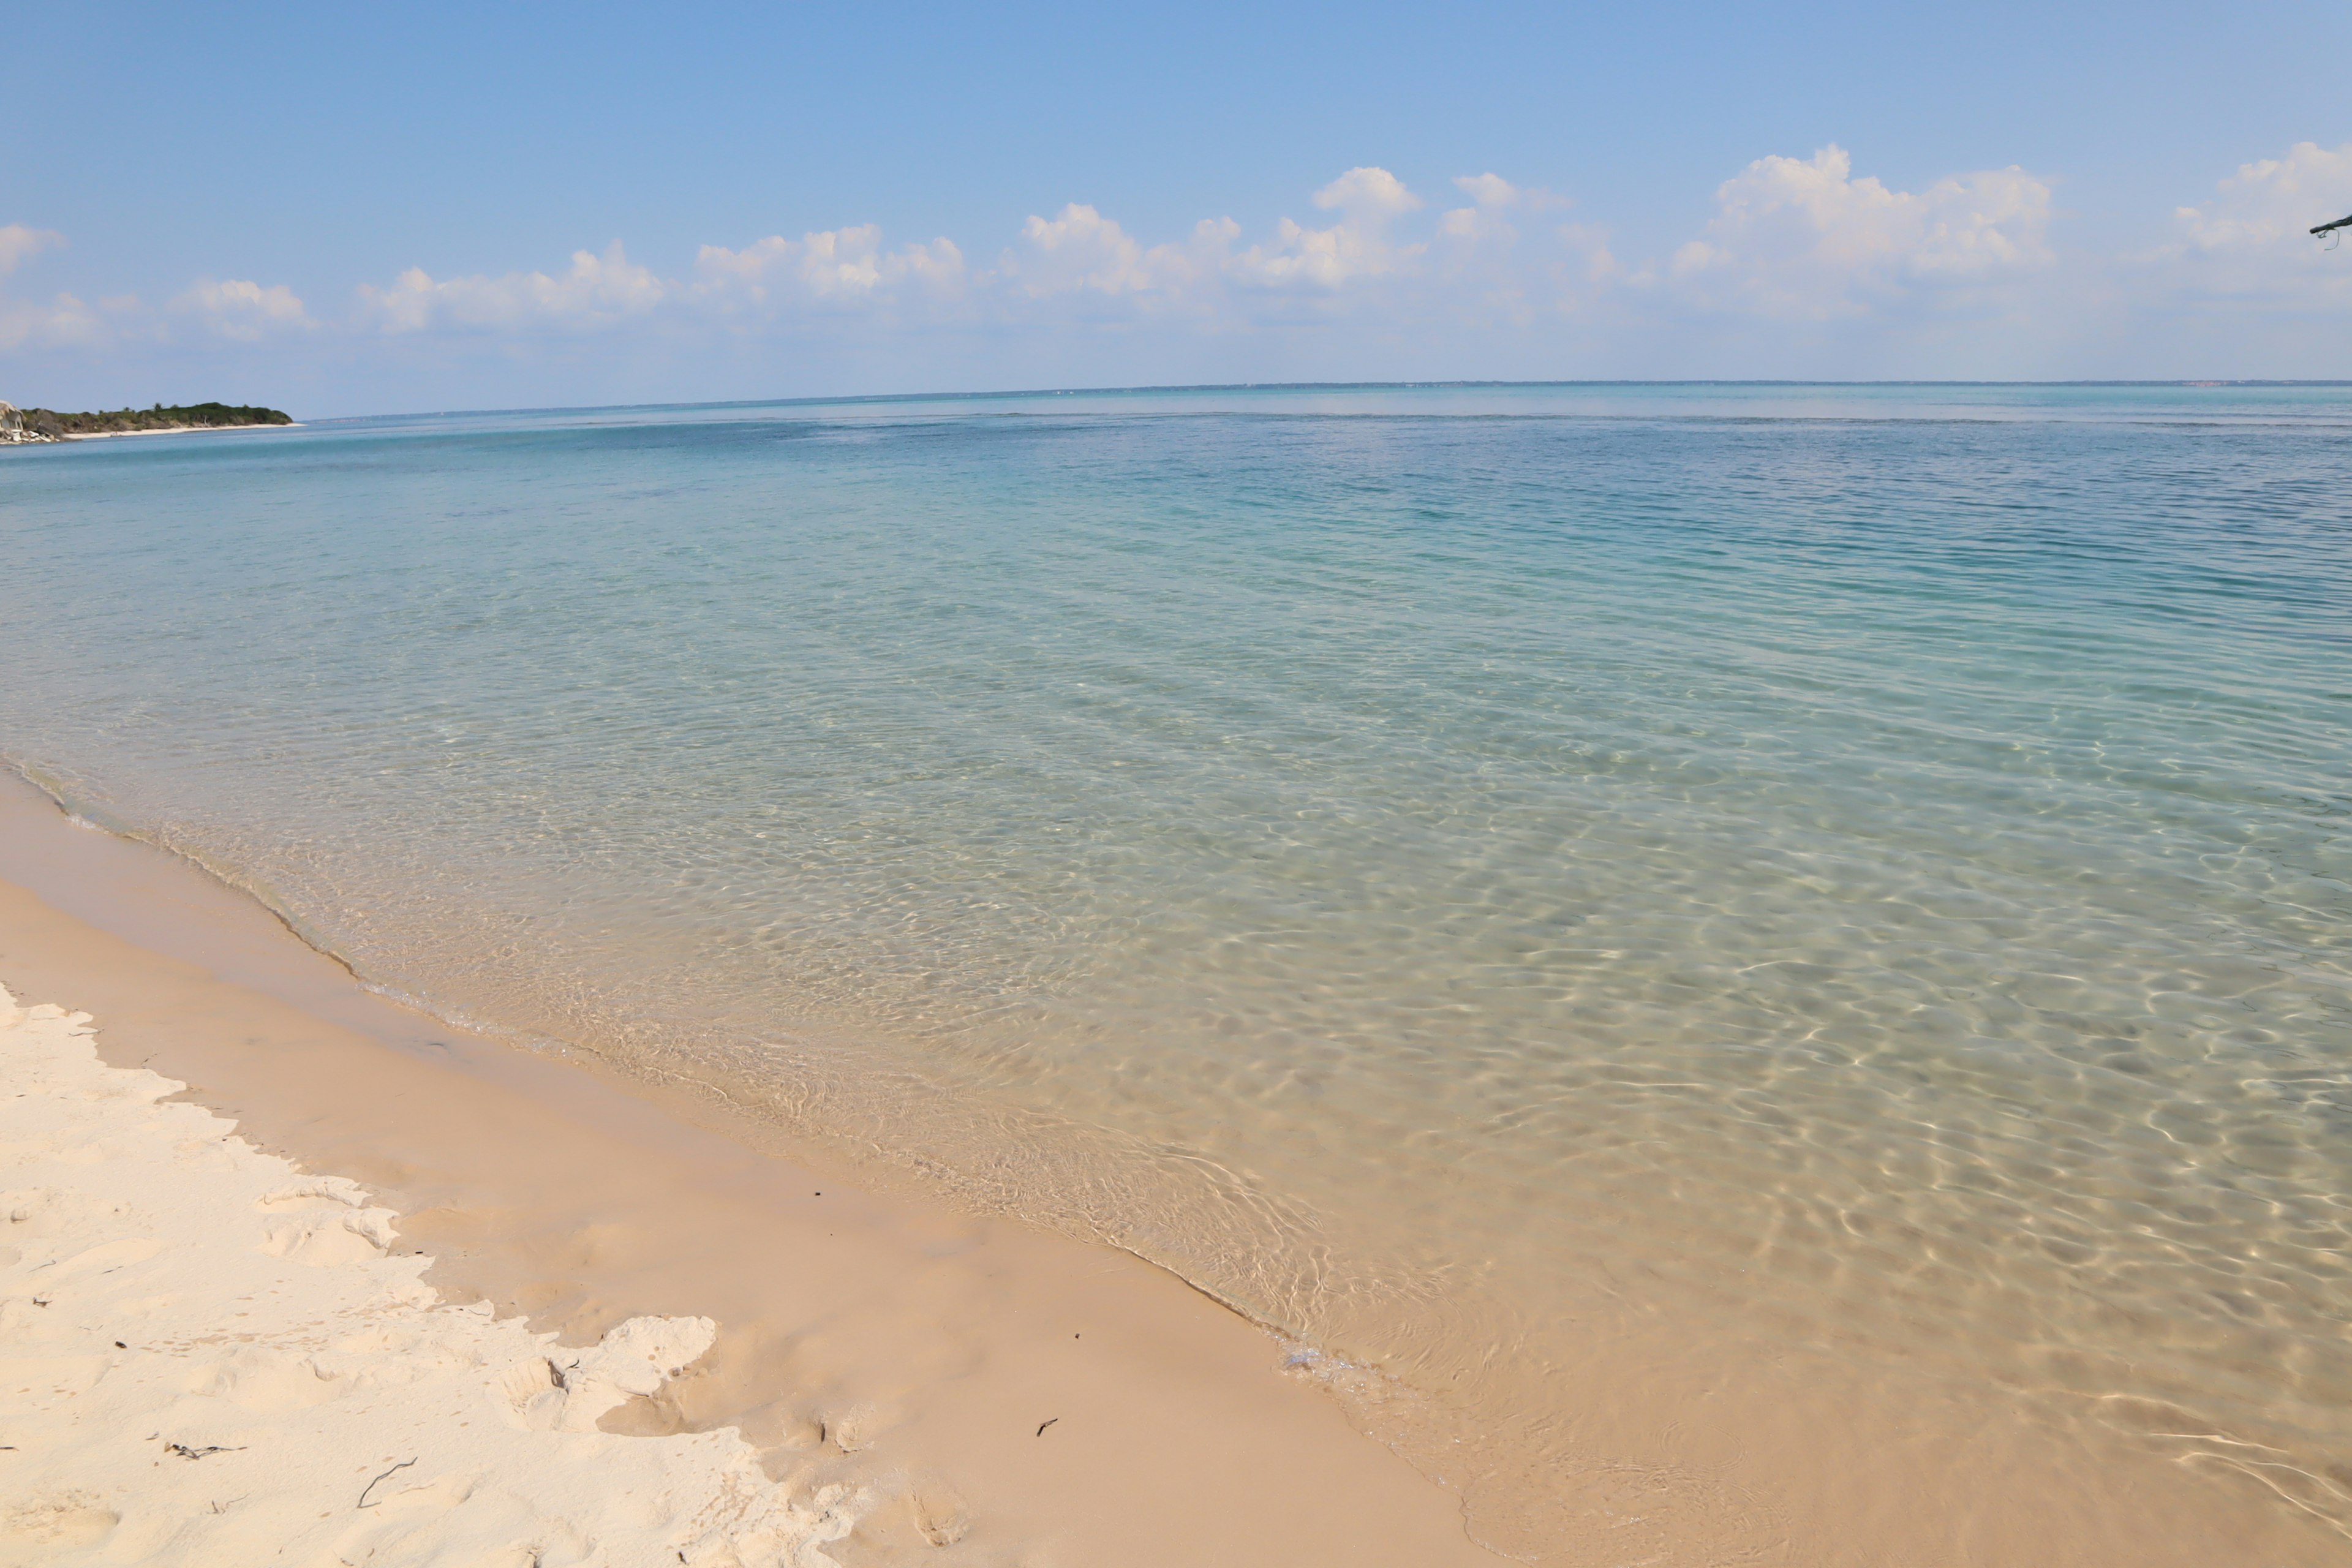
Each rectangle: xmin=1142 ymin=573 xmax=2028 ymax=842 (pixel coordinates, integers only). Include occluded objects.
xmin=0 ymin=401 xmax=56 ymax=443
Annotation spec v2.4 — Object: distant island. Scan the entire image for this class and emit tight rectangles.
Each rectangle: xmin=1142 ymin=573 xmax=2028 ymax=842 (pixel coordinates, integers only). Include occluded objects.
xmin=0 ymin=401 xmax=295 ymax=443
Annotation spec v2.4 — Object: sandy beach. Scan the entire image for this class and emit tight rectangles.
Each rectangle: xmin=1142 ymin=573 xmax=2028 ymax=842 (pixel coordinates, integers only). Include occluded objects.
xmin=4 ymin=714 xmax=2346 ymax=1565
xmin=56 ymin=424 xmax=304 ymax=442
xmin=0 ymin=775 xmax=1502 ymax=1567
xmin=1 ymin=989 xmax=865 ymax=1564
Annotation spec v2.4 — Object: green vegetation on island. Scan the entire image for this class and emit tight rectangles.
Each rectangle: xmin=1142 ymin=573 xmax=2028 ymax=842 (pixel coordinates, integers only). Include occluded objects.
xmin=0 ymin=401 xmax=294 ymax=442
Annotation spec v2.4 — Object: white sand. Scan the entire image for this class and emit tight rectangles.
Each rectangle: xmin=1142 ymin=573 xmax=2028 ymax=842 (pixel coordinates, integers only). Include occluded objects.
xmin=58 ymin=424 xmax=303 ymax=441
xmin=0 ymin=986 xmax=865 ymax=1567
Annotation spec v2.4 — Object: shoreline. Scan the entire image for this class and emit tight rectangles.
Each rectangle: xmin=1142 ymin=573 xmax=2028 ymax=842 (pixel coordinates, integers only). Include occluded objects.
xmin=0 ymin=772 xmax=1502 ymax=1566
xmin=3 ymin=777 xmax=2343 ymax=1564
xmin=1 ymin=988 xmax=870 ymax=1564
xmin=58 ymin=423 xmax=304 ymax=441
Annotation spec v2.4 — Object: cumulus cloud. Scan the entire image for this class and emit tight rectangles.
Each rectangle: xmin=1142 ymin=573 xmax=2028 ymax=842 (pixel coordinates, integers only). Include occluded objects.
xmin=2157 ymin=141 xmax=2352 ymax=307
xmin=696 ymin=225 xmax=963 ymax=308
xmin=1313 ymin=166 xmax=1423 ymax=222
xmin=0 ymin=291 xmax=115 ymax=351
xmin=176 ymin=278 xmax=311 ymax=339
xmin=997 ymin=207 xmax=1241 ymax=306
xmin=992 ymin=170 xmax=1441 ymax=305
xmin=1441 ymin=173 xmax=1523 ymax=244
xmin=1230 ymin=167 xmax=1430 ymax=289
xmin=1453 ymin=173 xmax=1519 ymax=210
xmin=31 ymin=141 xmax=2352 ymax=386
xmin=357 ymin=242 xmax=667 ymax=333
xmin=0 ymin=227 xmax=135 ymax=350
xmin=2174 ymin=142 xmax=2352 ymax=251
xmin=1663 ymin=144 xmax=2054 ymax=317
xmin=1231 ymin=218 xmax=1404 ymax=289
xmin=1003 ymin=205 xmax=1155 ymax=296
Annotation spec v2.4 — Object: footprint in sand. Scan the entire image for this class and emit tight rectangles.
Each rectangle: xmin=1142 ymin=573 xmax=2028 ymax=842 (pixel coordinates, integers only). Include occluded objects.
xmin=1 ymin=1494 xmax=119 ymax=1550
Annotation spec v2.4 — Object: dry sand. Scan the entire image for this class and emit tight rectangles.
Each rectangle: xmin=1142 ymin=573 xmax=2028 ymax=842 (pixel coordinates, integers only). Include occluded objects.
xmin=0 ymin=775 xmax=1502 ymax=1567
xmin=1 ymin=989 xmax=865 ymax=1565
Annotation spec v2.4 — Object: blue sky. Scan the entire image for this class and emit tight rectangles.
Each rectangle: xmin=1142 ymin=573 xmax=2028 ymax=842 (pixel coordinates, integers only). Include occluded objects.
xmin=4 ymin=1 xmax=2350 ymax=414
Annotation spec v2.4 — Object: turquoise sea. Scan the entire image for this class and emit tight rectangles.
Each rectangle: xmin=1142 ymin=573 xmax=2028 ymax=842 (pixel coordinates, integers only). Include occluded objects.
xmin=4 ymin=383 xmax=2348 ymax=1553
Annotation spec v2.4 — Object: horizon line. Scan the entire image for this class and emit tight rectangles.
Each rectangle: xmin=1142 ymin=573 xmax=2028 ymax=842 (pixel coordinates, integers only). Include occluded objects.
xmin=307 ymin=377 xmax=2352 ymax=424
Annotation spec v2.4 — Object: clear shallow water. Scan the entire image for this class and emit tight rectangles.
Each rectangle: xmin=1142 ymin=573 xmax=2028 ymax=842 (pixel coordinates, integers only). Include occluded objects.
xmin=4 ymin=384 xmax=2350 ymax=1554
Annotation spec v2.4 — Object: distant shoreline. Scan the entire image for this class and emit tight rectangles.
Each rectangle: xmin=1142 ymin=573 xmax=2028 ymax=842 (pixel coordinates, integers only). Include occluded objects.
xmin=1 ymin=400 xmax=297 ymax=443
xmin=59 ymin=421 xmax=304 ymax=441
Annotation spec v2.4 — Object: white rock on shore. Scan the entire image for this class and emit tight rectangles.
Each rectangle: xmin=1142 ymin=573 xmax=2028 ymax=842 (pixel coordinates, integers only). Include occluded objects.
xmin=0 ymin=986 xmax=867 ymax=1567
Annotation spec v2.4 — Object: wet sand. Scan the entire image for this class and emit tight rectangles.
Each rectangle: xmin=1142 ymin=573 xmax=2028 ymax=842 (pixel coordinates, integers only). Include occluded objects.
xmin=0 ymin=772 xmax=1500 ymax=1566
xmin=2 ymin=766 xmax=2343 ymax=1565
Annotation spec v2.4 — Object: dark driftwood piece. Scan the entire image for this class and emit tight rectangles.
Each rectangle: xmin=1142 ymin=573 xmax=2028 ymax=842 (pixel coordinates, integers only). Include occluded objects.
xmin=357 ymin=1457 xmax=418 ymax=1509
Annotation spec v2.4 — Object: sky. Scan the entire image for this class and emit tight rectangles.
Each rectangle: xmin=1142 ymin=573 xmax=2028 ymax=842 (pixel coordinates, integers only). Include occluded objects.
xmin=3 ymin=1 xmax=2350 ymax=415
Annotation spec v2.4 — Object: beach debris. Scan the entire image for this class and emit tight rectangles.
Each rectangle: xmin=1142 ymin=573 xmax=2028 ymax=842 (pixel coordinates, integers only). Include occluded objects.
xmin=356 ymin=1457 xmax=417 ymax=1508
xmin=166 ymin=1443 xmax=243 ymax=1461
xmin=1035 ymin=1418 xmax=1058 ymax=1436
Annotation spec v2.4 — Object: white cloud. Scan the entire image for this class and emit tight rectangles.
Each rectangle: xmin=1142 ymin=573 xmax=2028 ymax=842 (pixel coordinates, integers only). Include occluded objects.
xmin=1233 ymin=167 xmax=1428 ymax=290
xmin=994 ymin=172 xmax=1439 ymax=306
xmin=2174 ymin=142 xmax=2352 ymax=251
xmin=696 ymin=226 xmax=963 ymax=307
xmin=1663 ymin=144 xmax=2054 ymax=317
xmin=2 ymin=228 xmax=312 ymax=356
xmin=1312 ymin=167 xmax=1423 ymax=222
xmin=0 ymin=227 xmax=133 ymax=350
xmin=1442 ymin=175 xmax=1520 ymax=243
xmin=2157 ymin=141 xmax=2352 ymax=308
xmin=997 ymin=207 xmax=1240 ymax=306
xmin=1453 ymin=173 xmax=1518 ymax=209
xmin=34 ymin=141 xmax=2352 ymax=388
xmin=1439 ymin=173 xmax=1583 ymax=243
xmin=0 ymin=291 xmax=115 ymax=352
xmin=0 ymin=224 xmax=64 ymax=277
xmin=358 ymin=242 xmax=668 ymax=333
xmin=1231 ymin=219 xmax=1404 ymax=288
xmin=176 ymin=278 xmax=312 ymax=339
xmin=1003 ymin=205 xmax=1153 ymax=296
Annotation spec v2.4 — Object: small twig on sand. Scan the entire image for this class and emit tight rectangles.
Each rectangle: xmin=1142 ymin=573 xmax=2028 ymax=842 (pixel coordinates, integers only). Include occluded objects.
xmin=167 ymin=1443 xmax=243 ymax=1460
xmin=358 ymin=1458 xmax=417 ymax=1508
xmin=1035 ymin=1418 xmax=1058 ymax=1436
